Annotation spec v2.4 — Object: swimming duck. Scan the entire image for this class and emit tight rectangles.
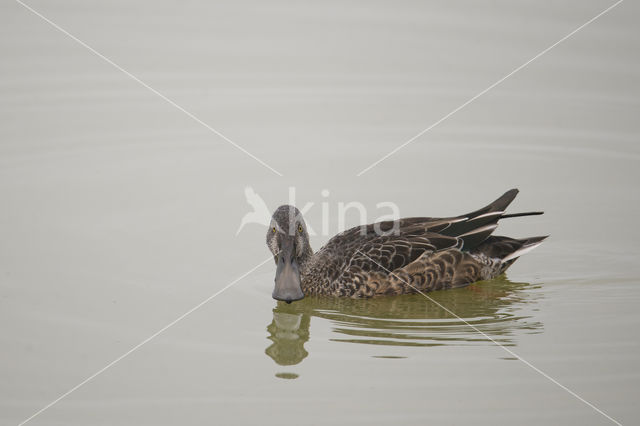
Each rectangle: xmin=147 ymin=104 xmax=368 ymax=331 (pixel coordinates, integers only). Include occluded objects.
xmin=266 ymin=189 xmax=545 ymax=302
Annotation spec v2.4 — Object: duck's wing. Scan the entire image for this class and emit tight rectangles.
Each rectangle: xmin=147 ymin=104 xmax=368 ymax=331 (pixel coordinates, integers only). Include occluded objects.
xmin=319 ymin=229 xmax=462 ymax=277
xmin=339 ymin=188 xmax=523 ymax=252
xmin=312 ymin=189 xmax=545 ymax=297
xmin=311 ymin=230 xmax=460 ymax=297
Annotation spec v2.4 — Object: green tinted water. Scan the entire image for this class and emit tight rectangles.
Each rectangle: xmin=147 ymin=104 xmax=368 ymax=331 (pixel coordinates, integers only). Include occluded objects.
xmin=1 ymin=1 xmax=639 ymax=425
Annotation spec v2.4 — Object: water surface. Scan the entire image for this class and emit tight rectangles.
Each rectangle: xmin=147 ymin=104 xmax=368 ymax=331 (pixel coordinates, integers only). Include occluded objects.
xmin=1 ymin=1 xmax=639 ymax=425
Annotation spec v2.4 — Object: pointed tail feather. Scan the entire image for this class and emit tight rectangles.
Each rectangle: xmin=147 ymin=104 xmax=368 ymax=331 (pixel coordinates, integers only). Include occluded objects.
xmin=471 ymin=188 xmax=519 ymax=217
xmin=443 ymin=189 xmax=520 ymax=248
xmin=442 ymin=190 xmax=545 ymax=254
xmin=500 ymin=211 xmax=544 ymax=219
xmin=471 ymin=235 xmax=548 ymax=275
xmin=501 ymin=236 xmax=548 ymax=263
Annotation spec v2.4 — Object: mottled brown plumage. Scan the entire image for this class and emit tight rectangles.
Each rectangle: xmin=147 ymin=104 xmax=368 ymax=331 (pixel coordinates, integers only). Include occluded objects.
xmin=267 ymin=189 xmax=546 ymax=300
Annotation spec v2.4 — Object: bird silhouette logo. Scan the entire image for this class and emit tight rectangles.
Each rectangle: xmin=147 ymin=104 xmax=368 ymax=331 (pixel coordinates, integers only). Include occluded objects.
xmin=236 ymin=186 xmax=272 ymax=235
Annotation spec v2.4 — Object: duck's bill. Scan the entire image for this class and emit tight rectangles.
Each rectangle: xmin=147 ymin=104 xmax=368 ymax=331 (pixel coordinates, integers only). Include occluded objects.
xmin=273 ymin=248 xmax=305 ymax=303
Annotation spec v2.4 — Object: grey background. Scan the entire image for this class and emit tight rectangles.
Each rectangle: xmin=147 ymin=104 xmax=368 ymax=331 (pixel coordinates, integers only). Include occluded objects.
xmin=1 ymin=1 xmax=639 ymax=425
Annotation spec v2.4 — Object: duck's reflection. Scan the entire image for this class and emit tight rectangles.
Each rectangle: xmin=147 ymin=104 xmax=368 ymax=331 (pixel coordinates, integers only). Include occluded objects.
xmin=265 ymin=276 xmax=542 ymax=366
xmin=265 ymin=310 xmax=310 ymax=366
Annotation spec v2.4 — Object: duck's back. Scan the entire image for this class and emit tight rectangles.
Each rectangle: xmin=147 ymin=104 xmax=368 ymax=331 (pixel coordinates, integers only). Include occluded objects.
xmin=300 ymin=189 xmax=546 ymax=298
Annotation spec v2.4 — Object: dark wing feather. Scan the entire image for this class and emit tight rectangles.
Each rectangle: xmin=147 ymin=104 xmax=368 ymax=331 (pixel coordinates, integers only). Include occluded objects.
xmin=332 ymin=188 xmax=520 ymax=253
xmin=439 ymin=189 xmax=518 ymax=239
xmin=315 ymin=189 xmax=521 ymax=291
xmin=319 ymin=228 xmax=461 ymax=278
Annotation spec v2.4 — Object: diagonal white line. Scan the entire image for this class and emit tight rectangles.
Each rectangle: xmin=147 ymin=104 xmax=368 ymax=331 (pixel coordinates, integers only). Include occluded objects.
xmin=16 ymin=255 xmax=275 ymax=426
xmin=356 ymin=0 xmax=624 ymax=176
xmin=355 ymin=249 xmax=622 ymax=425
xmin=14 ymin=0 xmax=284 ymax=177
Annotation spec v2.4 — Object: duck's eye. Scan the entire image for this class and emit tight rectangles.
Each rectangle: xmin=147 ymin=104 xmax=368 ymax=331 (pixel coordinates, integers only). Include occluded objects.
xmin=298 ymin=225 xmax=303 ymax=233
xmin=272 ymin=227 xmax=276 ymax=233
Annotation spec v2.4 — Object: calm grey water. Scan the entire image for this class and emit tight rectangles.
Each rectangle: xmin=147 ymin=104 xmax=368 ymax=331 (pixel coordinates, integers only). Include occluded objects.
xmin=1 ymin=1 xmax=639 ymax=425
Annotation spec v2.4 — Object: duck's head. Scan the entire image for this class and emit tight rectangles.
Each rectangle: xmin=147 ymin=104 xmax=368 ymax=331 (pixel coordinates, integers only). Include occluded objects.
xmin=266 ymin=205 xmax=312 ymax=303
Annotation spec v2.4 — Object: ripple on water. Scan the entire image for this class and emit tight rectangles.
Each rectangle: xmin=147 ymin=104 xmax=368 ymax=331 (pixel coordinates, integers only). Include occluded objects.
xmin=275 ymin=372 xmax=299 ymax=380
xmin=265 ymin=276 xmax=543 ymax=366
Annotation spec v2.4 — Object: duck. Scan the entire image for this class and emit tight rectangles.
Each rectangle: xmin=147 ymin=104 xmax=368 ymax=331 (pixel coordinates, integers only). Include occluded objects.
xmin=266 ymin=189 xmax=546 ymax=302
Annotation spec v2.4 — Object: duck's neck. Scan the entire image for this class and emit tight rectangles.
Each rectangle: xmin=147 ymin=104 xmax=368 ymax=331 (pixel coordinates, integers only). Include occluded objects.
xmin=298 ymin=239 xmax=314 ymax=270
